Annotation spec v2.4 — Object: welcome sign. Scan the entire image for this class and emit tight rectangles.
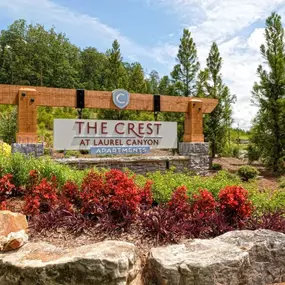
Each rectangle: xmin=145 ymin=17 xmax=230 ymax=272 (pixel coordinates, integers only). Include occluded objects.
xmin=53 ymin=119 xmax=177 ymax=150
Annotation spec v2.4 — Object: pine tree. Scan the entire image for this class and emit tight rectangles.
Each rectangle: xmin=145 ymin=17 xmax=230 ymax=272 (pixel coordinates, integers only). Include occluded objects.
xmin=171 ymin=29 xmax=200 ymax=96
xmin=97 ymin=40 xmax=133 ymax=120
xmin=251 ymin=12 xmax=285 ymax=172
xmin=197 ymin=42 xmax=235 ymax=157
xmin=146 ymin=70 xmax=160 ymax=94
xmin=128 ymin=62 xmax=147 ymax=93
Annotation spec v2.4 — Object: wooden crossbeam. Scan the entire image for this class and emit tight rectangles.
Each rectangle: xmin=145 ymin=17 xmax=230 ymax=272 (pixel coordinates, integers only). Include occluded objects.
xmin=0 ymin=84 xmax=217 ymax=113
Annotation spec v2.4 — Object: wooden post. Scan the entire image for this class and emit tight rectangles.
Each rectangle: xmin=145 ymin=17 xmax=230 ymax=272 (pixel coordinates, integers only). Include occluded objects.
xmin=16 ymin=88 xmax=38 ymax=143
xmin=183 ymin=99 xmax=204 ymax=142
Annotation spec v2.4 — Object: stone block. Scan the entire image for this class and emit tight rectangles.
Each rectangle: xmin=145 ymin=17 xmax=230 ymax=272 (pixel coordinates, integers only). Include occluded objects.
xmin=12 ymin=143 xmax=44 ymax=157
xmin=179 ymin=142 xmax=209 ymax=155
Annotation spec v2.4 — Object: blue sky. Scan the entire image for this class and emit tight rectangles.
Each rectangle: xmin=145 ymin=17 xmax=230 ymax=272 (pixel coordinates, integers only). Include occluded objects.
xmin=0 ymin=0 xmax=285 ymax=129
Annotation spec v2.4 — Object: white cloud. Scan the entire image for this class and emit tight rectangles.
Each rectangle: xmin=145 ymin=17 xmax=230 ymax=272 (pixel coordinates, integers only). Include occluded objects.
xmin=146 ymin=0 xmax=284 ymax=130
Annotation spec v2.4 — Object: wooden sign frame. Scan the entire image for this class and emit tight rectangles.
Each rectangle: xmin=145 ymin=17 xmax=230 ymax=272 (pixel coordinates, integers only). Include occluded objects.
xmin=0 ymin=84 xmax=218 ymax=144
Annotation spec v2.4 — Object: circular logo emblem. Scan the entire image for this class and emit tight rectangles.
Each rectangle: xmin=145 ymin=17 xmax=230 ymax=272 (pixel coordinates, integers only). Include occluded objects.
xmin=112 ymin=89 xmax=130 ymax=109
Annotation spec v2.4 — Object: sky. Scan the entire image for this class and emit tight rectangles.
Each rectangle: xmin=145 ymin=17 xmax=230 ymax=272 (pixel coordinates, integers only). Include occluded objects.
xmin=0 ymin=0 xmax=285 ymax=130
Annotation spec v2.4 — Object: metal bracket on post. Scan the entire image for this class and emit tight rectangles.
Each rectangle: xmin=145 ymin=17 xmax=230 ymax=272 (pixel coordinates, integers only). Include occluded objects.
xmin=153 ymin=94 xmax=160 ymax=121
xmin=76 ymin=89 xmax=85 ymax=119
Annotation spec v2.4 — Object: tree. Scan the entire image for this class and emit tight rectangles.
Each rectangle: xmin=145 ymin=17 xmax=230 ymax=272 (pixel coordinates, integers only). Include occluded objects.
xmin=251 ymin=12 xmax=285 ymax=173
xmin=197 ymin=42 xmax=235 ymax=157
xmin=97 ymin=40 xmax=133 ymax=120
xmin=146 ymin=70 xmax=160 ymax=94
xmin=171 ymin=29 xmax=200 ymax=96
xmin=0 ymin=19 xmax=30 ymax=85
xmin=128 ymin=62 xmax=147 ymax=93
xmin=80 ymin=47 xmax=108 ymax=90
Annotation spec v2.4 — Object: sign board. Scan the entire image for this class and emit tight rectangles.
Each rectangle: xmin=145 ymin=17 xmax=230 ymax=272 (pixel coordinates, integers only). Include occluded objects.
xmin=90 ymin=146 xmax=151 ymax=155
xmin=53 ymin=119 xmax=177 ymax=150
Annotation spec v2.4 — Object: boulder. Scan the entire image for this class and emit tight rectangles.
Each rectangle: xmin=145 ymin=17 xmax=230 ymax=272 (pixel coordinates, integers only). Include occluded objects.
xmin=0 ymin=229 xmax=28 ymax=251
xmin=145 ymin=229 xmax=285 ymax=285
xmin=0 ymin=211 xmax=28 ymax=252
xmin=145 ymin=239 xmax=250 ymax=285
xmin=216 ymin=229 xmax=285 ymax=285
xmin=0 ymin=240 xmax=141 ymax=285
xmin=0 ymin=210 xmax=28 ymax=236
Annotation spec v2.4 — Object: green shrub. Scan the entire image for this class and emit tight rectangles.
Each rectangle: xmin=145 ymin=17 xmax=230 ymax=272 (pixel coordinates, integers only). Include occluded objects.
xmin=142 ymin=169 xmax=242 ymax=203
xmin=233 ymin=146 xmax=240 ymax=158
xmin=212 ymin=163 xmax=222 ymax=171
xmin=247 ymin=144 xmax=260 ymax=163
xmin=0 ymin=153 xmax=86 ymax=187
xmin=248 ymin=187 xmax=285 ymax=213
xmin=237 ymin=165 xmax=259 ymax=181
xmin=0 ymin=107 xmax=17 ymax=144
xmin=221 ymin=144 xmax=240 ymax=158
xmin=279 ymin=177 xmax=285 ymax=189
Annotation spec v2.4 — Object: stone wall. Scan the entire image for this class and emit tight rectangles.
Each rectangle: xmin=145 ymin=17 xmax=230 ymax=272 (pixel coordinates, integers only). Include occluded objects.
xmin=56 ymin=156 xmax=191 ymax=174
xmin=56 ymin=155 xmax=208 ymax=175
xmin=11 ymin=142 xmax=210 ymax=174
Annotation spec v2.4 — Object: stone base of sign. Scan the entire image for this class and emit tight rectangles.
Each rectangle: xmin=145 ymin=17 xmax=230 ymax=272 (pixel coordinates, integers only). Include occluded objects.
xmin=11 ymin=143 xmax=44 ymax=157
xmin=179 ymin=142 xmax=210 ymax=173
xmin=56 ymin=153 xmax=210 ymax=175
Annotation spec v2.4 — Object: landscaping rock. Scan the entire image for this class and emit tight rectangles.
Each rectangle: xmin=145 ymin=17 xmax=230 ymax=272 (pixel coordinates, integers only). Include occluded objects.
xmin=0 ymin=230 xmax=28 ymax=252
xmin=216 ymin=229 xmax=285 ymax=285
xmin=145 ymin=239 xmax=250 ymax=285
xmin=0 ymin=211 xmax=28 ymax=252
xmin=0 ymin=210 xmax=28 ymax=236
xmin=145 ymin=229 xmax=285 ymax=285
xmin=0 ymin=240 xmax=141 ymax=285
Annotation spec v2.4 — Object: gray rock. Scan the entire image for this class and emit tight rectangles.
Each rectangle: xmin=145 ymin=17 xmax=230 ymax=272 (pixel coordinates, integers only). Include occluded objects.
xmin=215 ymin=229 xmax=285 ymax=285
xmin=0 ymin=241 xmax=141 ymax=285
xmin=145 ymin=230 xmax=285 ymax=285
xmin=11 ymin=143 xmax=44 ymax=157
xmin=145 ymin=239 xmax=249 ymax=285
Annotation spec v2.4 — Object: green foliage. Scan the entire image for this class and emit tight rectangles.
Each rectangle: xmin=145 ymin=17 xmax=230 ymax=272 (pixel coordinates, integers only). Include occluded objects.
xmin=137 ymin=169 xmax=241 ymax=203
xmin=247 ymin=144 xmax=261 ymax=163
xmin=197 ymin=43 xmax=236 ymax=157
xmin=220 ymin=143 xmax=240 ymax=158
xmin=249 ymin=188 xmax=285 ymax=213
xmin=237 ymin=165 xmax=259 ymax=181
xmin=251 ymin=12 xmax=285 ymax=173
xmin=0 ymin=153 xmax=86 ymax=187
xmin=278 ymin=176 xmax=285 ymax=189
xmin=212 ymin=163 xmax=222 ymax=170
xmin=0 ymin=106 xmax=17 ymax=144
xmin=171 ymin=29 xmax=200 ymax=96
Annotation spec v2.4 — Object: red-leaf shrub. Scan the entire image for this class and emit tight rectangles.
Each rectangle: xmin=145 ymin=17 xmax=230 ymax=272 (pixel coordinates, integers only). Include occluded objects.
xmin=80 ymin=171 xmax=104 ymax=217
xmin=140 ymin=205 xmax=184 ymax=243
xmin=79 ymin=169 xmax=141 ymax=227
xmin=246 ymin=211 xmax=285 ymax=233
xmin=218 ymin=186 xmax=253 ymax=225
xmin=168 ymin=186 xmax=190 ymax=218
xmin=191 ymin=189 xmax=216 ymax=217
xmin=61 ymin=181 xmax=80 ymax=207
xmin=138 ymin=180 xmax=153 ymax=210
xmin=0 ymin=174 xmax=16 ymax=202
xmin=29 ymin=206 xmax=92 ymax=234
xmin=23 ymin=177 xmax=59 ymax=215
xmin=103 ymin=170 xmax=140 ymax=220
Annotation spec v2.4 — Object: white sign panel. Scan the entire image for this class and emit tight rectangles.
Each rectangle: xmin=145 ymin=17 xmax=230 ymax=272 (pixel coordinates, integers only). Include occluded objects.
xmin=53 ymin=119 xmax=177 ymax=150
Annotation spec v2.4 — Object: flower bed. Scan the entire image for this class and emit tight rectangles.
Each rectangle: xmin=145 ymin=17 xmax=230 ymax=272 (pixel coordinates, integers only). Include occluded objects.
xmin=1 ymin=162 xmax=285 ymax=245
